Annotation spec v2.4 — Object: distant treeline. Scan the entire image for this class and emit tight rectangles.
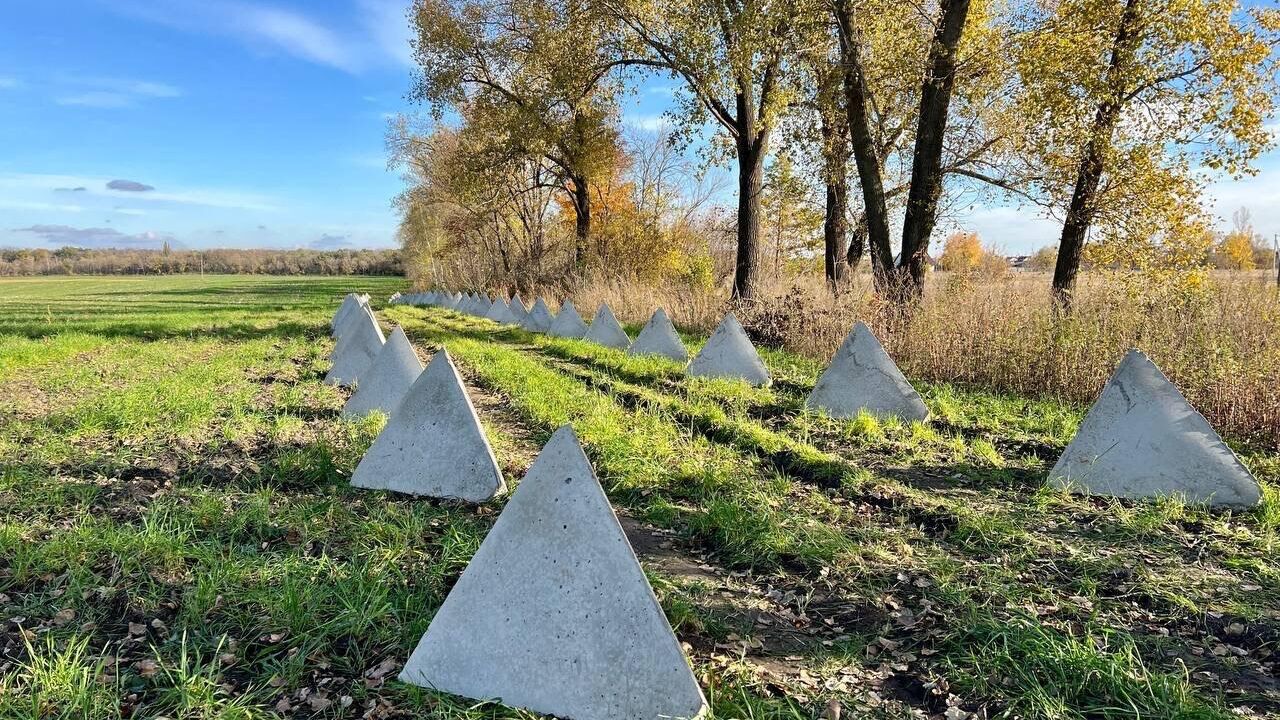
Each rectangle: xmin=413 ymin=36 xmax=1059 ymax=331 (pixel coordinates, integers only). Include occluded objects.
xmin=0 ymin=247 xmax=403 ymax=276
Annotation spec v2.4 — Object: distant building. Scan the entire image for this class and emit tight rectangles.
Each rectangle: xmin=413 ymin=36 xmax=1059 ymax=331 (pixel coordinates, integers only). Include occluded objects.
xmin=1006 ymin=255 xmax=1030 ymax=270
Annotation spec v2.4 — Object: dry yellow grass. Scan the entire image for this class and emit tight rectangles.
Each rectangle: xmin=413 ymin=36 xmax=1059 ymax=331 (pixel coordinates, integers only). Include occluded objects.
xmin=568 ymin=270 xmax=1280 ymax=448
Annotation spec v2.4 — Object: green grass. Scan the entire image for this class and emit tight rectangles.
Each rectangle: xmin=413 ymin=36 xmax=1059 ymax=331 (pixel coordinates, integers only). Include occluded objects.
xmin=1 ymin=275 xmax=1276 ymax=719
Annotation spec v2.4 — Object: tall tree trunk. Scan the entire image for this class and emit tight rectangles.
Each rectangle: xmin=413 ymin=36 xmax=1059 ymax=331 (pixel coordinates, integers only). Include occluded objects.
xmin=733 ymin=131 xmax=767 ymax=300
xmin=820 ymin=109 xmax=850 ymax=290
xmin=569 ymin=174 xmax=591 ymax=272
xmin=824 ymin=178 xmax=849 ymax=288
xmin=835 ymin=0 xmax=894 ymax=293
xmin=898 ymin=0 xmax=973 ymax=302
xmin=847 ymin=212 xmax=867 ymax=270
xmin=1052 ymin=0 xmax=1143 ymax=310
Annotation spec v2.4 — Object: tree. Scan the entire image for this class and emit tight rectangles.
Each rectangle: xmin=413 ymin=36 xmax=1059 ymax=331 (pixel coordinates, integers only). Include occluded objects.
xmin=1220 ymin=230 xmax=1257 ymax=270
xmin=833 ymin=0 xmax=1020 ymax=302
xmin=409 ymin=0 xmax=626 ymax=273
xmin=595 ymin=0 xmax=818 ymax=299
xmin=1218 ymin=206 xmax=1259 ymax=270
xmin=761 ymin=154 xmax=823 ymax=276
xmin=938 ymin=230 xmax=983 ymax=271
xmin=1026 ymin=245 xmax=1057 ymax=272
xmin=1007 ymin=0 xmax=1280 ymax=307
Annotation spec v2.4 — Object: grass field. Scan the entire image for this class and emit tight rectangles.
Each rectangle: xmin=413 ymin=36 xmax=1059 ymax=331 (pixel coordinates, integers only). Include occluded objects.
xmin=1 ymin=275 xmax=1277 ymax=719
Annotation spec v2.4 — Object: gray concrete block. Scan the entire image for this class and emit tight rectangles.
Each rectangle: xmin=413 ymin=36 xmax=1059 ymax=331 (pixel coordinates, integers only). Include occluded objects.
xmin=399 ymin=425 xmax=706 ymax=720
xmin=332 ymin=301 xmax=378 ymax=355
xmin=509 ymin=294 xmax=528 ymax=322
xmin=806 ymin=322 xmax=928 ymax=422
xmin=522 ymin=298 xmax=554 ymax=333
xmin=350 ymin=349 xmax=505 ymax=501
xmin=343 ymin=326 xmax=423 ymax=418
xmin=686 ymin=313 xmax=770 ymax=386
xmin=1048 ymin=349 xmax=1261 ymax=507
xmin=583 ymin=304 xmax=630 ymax=349
xmin=548 ymin=300 xmax=589 ymax=338
xmin=325 ymin=306 xmax=386 ymax=387
xmin=485 ymin=299 xmax=519 ymax=325
xmin=627 ymin=308 xmax=688 ymax=362
xmin=332 ymin=294 xmax=368 ymax=337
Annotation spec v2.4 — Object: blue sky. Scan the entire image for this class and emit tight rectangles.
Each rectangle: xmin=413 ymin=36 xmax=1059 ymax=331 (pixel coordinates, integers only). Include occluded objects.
xmin=1 ymin=1 xmax=1277 ymax=254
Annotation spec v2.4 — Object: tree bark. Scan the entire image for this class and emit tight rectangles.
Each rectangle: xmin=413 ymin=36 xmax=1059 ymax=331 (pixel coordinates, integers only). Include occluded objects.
xmin=835 ymin=0 xmax=894 ymax=293
xmin=568 ymin=174 xmax=591 ymax=272
xmin=734 ymin=135 xmax=766 ymax=299
xmin=897 ymin=0 xmax=973 ymax=302
xmin=824 ymin=178 xmax=850 ymax=288
xmin=820 ymin=113 xmax=850 ymax=289
xmin=1052 ymin=0 xmax=1143 ymax=310
xmin=847 ymin=211 xmax=867 ymax=270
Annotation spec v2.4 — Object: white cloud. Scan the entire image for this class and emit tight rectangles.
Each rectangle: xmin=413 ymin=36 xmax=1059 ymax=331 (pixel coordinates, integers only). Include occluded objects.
xmin=102 ymin=0 xmax=414 ymax=73
xmin=0 ymin=199 xmax=85 ymax=213
xmin=0 ymin=77 xmax=19 ymax=89
xmin=624 ymin=114 xmax=670 ymax=132
xmin=12 ymin=224 xmax=178 ymax=249
xmin=233 ymin=5 xmax=359 ymax=71
xmin=54 ymin=77 xmax=182 ymax=108
xmin=0 ymin=173 xmax=279 ymax=212
xmin=57 ymin=92 xmax=134 ymax=108
xmin=358 ymin=0 xmax=415 ymax=68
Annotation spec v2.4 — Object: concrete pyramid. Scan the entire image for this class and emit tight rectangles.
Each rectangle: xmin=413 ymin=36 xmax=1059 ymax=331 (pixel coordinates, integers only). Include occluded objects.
xmin=522 ymin=298 xmax=555 ymax=333
xmin=332 ymin=294 xmax=367 ymax=337
xmin=583 ymin=304 xmax=630 ymax=349
xmin=332 ymin=301 xmax=376 ymax=352
xmin=325 ymin=307 xmax=385 ymax=387
xmin=806 ymin=322 xmax=928 ymax=422
xmin=333 ymin=294 xmax=360 ymax=326
xmin=473 ymin=297 xmax=493 ymax=317
xmin=686 ymin=313 xmax=770 ymax=386
xmin=350 ymin=349 xmax=505 ymax=501
xmin=547 ymin=300 xmax=589 ymax=338
xmin=343 ymin=326 xmax=424 ymax=418
xmin=399 ymin=425 xmax=706 ymax=720
xmin=1048 ymin=349 xmax=1261 ymax=507
xmin=628 ymin=308 xmax=688 ymax=362
xmin=485 ymin=298 xmax=519 ymax=325
xmin=508 ymin=294 xmax=528 ymax=322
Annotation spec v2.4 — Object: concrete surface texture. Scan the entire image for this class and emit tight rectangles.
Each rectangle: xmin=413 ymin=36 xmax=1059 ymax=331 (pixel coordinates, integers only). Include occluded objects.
xmin=547 ymin=300 xmax=589 ymax=338
xmin=583 ymin=304 xmax=630 ymax=349
xmin=399 ymin=425 xmax=707 ymax=720
xmin=342 ymin=326 xmax=424 ymax=418
xmin=332 ymin=295 xmax=370 ymax=339
xmin=522 ymin=298 xmax=555 ymax=333
xmin=325 ymin=307 xmax=385 ymax=387
xmin=1048 ymin=349 xmax=1262 ymax=507
xmin=485 ymin=298 xmax=520 ymax=324
xmin=686 ymin=313 xmax=770 ymax=386
xmin=349 ymin=348 xmax=505 ymax=501
xmin=328 ymin=303 xmax=381 ymax=367
xmin=332 ymin=295 xmax=360 ymax=331
xmin=473 ymin=297 xmax=494 ymax=317
xmin=627 ymin=308 xmax=688 ymax=362
xmin=509 ymin=294 xmax=528 ymax=322
xmin=806 ymin=322 xmax=929 ymax=422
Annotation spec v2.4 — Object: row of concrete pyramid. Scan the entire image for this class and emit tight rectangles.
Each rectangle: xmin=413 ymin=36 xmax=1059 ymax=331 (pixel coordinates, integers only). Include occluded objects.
xmin=327 ymin=294 xmax=706 ymax=720
xmin=327 ymin=289 xmax=1262 ymax=717
xmin=388 ymin=289 xmax=1262 ymax=508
